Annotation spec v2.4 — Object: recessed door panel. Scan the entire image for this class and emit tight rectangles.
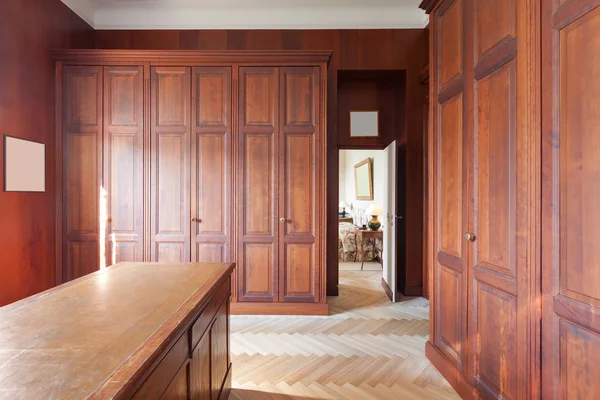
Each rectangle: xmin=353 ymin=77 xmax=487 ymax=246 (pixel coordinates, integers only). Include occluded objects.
xmin=103 ymin=66 xmax=144 ymax=266
xmin=238 ymin=67 xmax=279 ymax=302
xmin=150 ymin=67 xmax=191 ymax=262
xmin=543 ymin=4 xmax=600 ymax=398
xmin=191 ymin=67 xmax=232 ymax=264
xmin=279 ymin=67 xmax=320 ymax=303
xmin=63 ymin=66 xmax=102 ymax=281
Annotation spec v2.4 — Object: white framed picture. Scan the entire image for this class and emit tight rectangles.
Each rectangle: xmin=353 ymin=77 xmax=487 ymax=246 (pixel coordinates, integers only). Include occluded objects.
xmin=350 ymin=111 xmax=379 ymax=138
xmin=3 ymin=135 xmax=45 ymax=192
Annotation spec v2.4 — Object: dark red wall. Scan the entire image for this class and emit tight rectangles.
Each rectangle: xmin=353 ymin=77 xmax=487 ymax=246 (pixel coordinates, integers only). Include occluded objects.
xmin=0 ymin=0 xmax=94 ymax=306
xmin=95 ymin=29 xmax=428 ymax=295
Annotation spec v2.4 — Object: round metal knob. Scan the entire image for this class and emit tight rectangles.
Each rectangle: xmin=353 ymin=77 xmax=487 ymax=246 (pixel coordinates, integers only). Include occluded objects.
xmin=465 ymin=232 xmax=476 ymax=242
xmin=280 ymin=218 xmax=286 ymax=223
xmin=191 ymin=217 xmax=198 ymax=222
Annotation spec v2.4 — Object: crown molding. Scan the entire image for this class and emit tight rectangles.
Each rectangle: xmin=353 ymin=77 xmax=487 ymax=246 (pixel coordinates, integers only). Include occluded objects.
xmin=60 ymin=0 xmax=95 ymax=27
xmin=61 ymin=1 xmax=428 ymax=30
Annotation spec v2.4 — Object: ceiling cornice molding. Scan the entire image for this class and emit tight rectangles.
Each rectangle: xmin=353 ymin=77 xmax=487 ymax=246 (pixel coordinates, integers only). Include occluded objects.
xmin=62 ymin=1 xmax=428 ymax=30
xmin=60 ymin=0 xmax=95 ymax=27
xmin=93 ymin=22 xmax=429 ymax=30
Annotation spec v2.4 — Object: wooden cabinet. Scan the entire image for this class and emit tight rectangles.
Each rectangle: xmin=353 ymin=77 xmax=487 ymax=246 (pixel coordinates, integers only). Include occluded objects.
xmin=422 ymin=0 xmax=539 ymax=398
xmin=56 ymin=51 xmax=329 ymax=316
xmin=134 ymin=273 xmax=232 ymax=400
xmin=541 ymin=2 xmax=600 ymax=399
xmin=237 ymin=66 xmax=323 ymax=308
xmin=0 ymin=262 xmax=233 ymax=399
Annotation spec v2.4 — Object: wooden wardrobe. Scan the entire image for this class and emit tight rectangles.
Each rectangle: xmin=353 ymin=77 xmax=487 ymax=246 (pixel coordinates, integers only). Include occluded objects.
xmin=55 ymin=51 xmax=330 ymax=316
xmin=422 ymin=0 xmax=600 ymax=398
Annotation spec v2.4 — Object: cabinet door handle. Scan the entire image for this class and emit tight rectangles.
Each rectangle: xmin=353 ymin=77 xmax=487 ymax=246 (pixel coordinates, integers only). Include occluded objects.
xmin=191 ymin=217 xmax=199 ymax=222
xmin=280 ymin=218 xmax=286 ymax=223
xmin=464 ymin=232 xmax=476 ymax=242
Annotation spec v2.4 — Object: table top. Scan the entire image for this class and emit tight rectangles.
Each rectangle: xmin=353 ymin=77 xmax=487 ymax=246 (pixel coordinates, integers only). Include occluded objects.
xmin=0 ymin=262 xmax=234 ymax=399
xmin=358 ymin=229 xmax=384 ymax=235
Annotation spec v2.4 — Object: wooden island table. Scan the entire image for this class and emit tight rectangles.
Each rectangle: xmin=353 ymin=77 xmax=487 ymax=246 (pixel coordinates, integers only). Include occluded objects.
xmin=0 ymin=262 xmax=234 ymax=399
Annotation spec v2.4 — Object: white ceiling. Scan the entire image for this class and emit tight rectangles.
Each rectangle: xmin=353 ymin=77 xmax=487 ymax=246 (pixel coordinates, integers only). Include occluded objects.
xmin=61 ymin=0 xmax=427 ymax=30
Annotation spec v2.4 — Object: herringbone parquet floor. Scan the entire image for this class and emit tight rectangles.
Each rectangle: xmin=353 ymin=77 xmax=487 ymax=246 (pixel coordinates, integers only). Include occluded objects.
xmin=229 ymin=271 xmax=459 ymax=399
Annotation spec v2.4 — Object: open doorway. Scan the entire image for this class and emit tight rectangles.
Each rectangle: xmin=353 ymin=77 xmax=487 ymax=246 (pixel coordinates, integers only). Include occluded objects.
xmin=338 ymin=149 xmax=385 ymax=274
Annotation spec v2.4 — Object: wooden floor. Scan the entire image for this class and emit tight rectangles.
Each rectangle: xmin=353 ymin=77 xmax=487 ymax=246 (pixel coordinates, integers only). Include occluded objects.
xmin=230 ymin=271 xmax=459 ymax=399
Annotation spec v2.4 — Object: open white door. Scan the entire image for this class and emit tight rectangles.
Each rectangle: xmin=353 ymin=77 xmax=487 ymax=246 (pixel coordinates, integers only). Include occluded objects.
xmin=383 ymin=141 xmax=397 ymax=301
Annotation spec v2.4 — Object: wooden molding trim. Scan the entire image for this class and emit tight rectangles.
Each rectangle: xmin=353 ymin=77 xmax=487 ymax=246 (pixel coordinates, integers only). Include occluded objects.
xmin=52 ymin=50 xmax=333 ymax=66
xmin=419 ymin=0 xmax=439 ymax=13
xmin=438 ymin=76 xmax=464 ymax=104
xmin=474 ymin=36 xmax=518 ymax=80
xmin=425 ymin=342 xmax=483 ymax=400
xmin=381 ymin=277 xmax=393 ymax=302
xmin=230 ymin=302 xmax=329 ymax=316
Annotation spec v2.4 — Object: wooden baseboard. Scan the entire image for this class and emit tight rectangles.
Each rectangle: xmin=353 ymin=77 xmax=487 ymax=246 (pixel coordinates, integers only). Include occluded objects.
xmin=218 ymin=363 xmax=232 ymax=399
xmin=425 ymin=342 xmax=482 ymax=400
xmin=381 ymin=278 xmax=393 ymax=301
xmin=327 ymin=284 xmax=339 ymax=296
xmin=230 ymin=302 xmax=329 ymax=316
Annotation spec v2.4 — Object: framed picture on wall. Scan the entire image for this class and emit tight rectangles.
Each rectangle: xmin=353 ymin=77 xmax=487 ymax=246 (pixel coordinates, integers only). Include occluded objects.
xmin=349 ymin=111 xmax=379 ymax=138
xmin=3 ymin=135 xmax=45 ymax=192
xmin=354 ymin=158 xmax=373 ymax=200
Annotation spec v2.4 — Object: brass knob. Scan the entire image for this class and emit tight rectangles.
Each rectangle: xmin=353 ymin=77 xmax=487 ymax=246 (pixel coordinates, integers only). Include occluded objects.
xmin=106 ymin=217 xmax=112 ymax=222
xmin=191 ymin=217 xmax=198 ymax=222
xmin=465 ymin=232 xmax=476 ymax=242
xmin=280 ymin=218 xmax=286 ymax=223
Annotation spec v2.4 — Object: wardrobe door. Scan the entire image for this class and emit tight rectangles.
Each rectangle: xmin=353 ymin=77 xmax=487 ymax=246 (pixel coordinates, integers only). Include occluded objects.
xmin=191 ymin=67 xmax=232 ymax=263
xmin=150 ymin=67 xmax=191 ymax=262
xmin=103 ymin=66 xmax=145 ymax=266
xmin=431 ymin=0 xmax=469 ymax=373
xmin=62 ymin=66 xmax=103 ymax=281
xmin=466 ymin=0 xmax=537 ymax=397
xmin=542 ymin=2 xmax=600 ymax=399
xmin=279 ymin=67 xmax=320 ymax=303
xmin=237 ymin=67 xmax=279 ymax=302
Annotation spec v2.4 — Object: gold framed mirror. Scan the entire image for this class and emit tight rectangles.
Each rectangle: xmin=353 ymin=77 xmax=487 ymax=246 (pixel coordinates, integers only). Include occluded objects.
xmin=354 ymin=158 xmax=373 ymax=200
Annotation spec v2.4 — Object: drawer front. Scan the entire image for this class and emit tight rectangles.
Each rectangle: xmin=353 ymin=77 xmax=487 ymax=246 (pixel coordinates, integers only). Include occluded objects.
xmin=133 ymin=332 xmax=190 ymax=400
xmin=190 ymin=277 xmax=231 ymax=353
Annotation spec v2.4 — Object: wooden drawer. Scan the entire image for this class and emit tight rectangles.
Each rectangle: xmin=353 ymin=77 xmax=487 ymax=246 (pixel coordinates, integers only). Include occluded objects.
xmin=190 ymin=277 xmax=230 ymax=353
xmin=133 ymin=331 xmax=190 ymax=400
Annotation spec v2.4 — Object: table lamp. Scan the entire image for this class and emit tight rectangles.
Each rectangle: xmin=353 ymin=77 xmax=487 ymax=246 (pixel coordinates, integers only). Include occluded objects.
xmin=339 ymin=201 xmax=349 ymax=217
xmin=365 ymin=204 xmax=384 ymax=230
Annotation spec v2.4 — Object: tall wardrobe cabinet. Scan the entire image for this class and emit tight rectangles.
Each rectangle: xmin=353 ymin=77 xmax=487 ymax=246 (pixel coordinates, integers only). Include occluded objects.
xmin=421 ymin=0 xmax=539 ymax=398
xmin=55 ymin=51 xmax=330 ymax=316
xmin=423 ymin=0 xmax=600 ymax=398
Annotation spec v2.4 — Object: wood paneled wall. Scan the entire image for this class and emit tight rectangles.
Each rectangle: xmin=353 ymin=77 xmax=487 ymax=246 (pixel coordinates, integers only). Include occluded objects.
xmin=95 ymin=29 xmax=428 ymax=294
xmin=0 ymin=0 xmax=93 ymax=307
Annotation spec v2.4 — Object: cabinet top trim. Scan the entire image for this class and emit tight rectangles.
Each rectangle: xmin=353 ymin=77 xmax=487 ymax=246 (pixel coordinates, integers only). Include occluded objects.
xmin=52 ymin=49 xmax=333 ymax=65
xmin=419 ymin=0 xmax=438 ymax=14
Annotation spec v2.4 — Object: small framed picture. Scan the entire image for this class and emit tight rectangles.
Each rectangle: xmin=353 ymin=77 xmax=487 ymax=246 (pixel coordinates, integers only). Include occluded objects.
xmin=3 ymin=135 xmax=46 ymax=193
xmin=350 ymin=111 xmax=379 ymax=138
